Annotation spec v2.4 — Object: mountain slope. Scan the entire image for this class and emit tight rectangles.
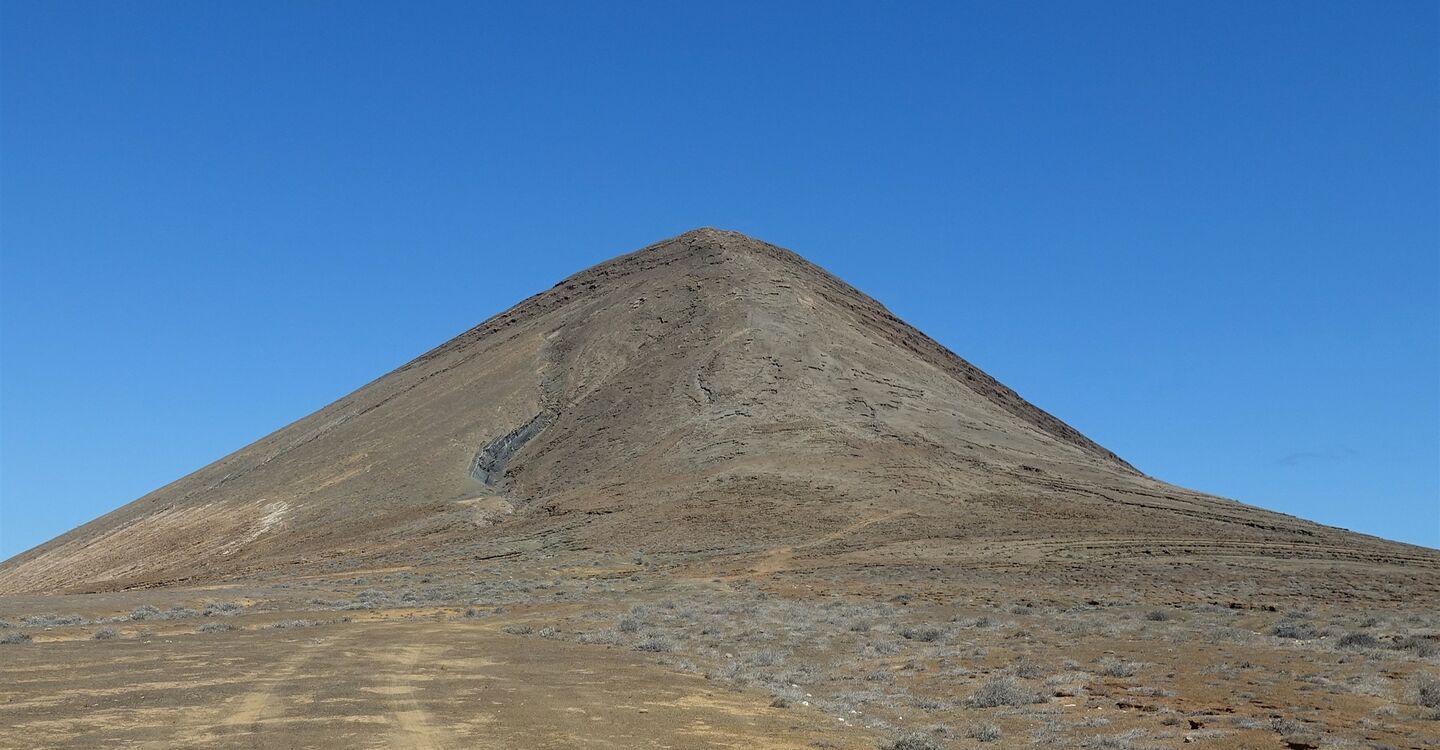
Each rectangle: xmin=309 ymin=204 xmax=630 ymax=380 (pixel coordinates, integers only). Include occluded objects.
xmin=3 ymin=228 xmax=1435 ymax=602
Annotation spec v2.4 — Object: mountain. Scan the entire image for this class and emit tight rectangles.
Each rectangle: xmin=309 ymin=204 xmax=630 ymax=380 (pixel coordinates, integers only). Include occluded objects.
xmin=2 ymin=228 xmax=1434 ymax=603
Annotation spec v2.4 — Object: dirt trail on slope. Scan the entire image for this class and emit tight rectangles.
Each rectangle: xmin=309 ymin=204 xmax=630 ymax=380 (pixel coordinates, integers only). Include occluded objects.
xmin=720 ymin=509 xmax=911 ymax=578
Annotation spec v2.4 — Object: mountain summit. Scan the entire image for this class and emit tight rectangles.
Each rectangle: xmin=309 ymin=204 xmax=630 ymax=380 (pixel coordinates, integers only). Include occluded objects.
xmin=3 ymin=229 xmax=1434 ymax=601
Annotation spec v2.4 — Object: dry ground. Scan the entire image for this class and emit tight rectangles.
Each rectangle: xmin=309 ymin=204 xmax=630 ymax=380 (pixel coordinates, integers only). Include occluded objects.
xmin=3 ymin=556 xmax=1437 ymax=749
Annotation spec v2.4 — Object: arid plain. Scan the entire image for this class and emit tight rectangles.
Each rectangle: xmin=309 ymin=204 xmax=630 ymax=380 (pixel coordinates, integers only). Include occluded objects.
xmin=3 ymin=229 xmax=1437 ymax=749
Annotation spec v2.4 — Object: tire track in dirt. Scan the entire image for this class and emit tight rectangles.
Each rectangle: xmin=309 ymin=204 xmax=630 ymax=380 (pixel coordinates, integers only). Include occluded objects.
xmin=220 ymin=630 xmax=457 ymax=749
xmin=383 ymin=643 xmax=452 ymax=750
xmin=221 ymin=635 xmax=329 ymax=742
xmin=739 ymin=509 xmax=909 ymax=577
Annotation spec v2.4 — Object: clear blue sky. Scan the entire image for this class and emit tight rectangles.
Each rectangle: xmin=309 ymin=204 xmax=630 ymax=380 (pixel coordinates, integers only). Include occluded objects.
xmin=2 ymin=1 xmax=1436 ymax=558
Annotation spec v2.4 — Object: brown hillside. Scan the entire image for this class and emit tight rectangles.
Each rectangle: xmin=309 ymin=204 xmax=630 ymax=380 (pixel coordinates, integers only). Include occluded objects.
xmin=2 ymin=228 xmax=1434 ymax=605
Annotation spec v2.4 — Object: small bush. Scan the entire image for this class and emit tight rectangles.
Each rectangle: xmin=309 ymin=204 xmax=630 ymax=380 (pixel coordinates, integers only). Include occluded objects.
xmin=1089 ymin=729 xmax=1148 ymax=749
xmin=0 ymin=632 xmax=32 ymax=645
xmin=881 ymin=731 xmax=944 ymax=750
xmin=502 ymin=624 xmax=533 ymax=635
xmin=965 ymin=722 xmax=1001 ymax=742
xmin=617 ymin=617 xmax=641 ymax=633
xmin=1394 ymin=635 xmax=1440 ymax=658
xmin=1413 ymin=673 xmax=1440 ymax=709
xmin=21 ymin=613 xmax=85 ymax=627
xmin=578 ymin=629 xmax=622 ymax=645
xmin=634 ymin=635 xmax=674 ymax=653
xmin=1271 ymin=621 xmax=1318 ymax=640
xmin=749 ymin=649 xmax=784 ymax=666
xmin=129 ymin=605 xmax=162 ymax=621
xmin=706 ymin=661 xmax=744 ymax=683
xmin=969 ymin=675 xmax=1045 ymax=707
xmin=1045 ymin=670 xmax=1093 ymax=696
xmin=1098 ymin=657 xmax=1142 ymax=677
xmin=268 ymin=619 xmax=317 ymax=629
xmin=202 ymin=602 xmax=245 ymax=617
xmin=199 ymin=622 xmax=239 ymax=633
xmin=91 ymin=628 xmax=118 ymax=640
xmin=1009 ymin=659 xmax=1045 ymax=679
xmin=1337 ymin=632 xmax=1381 ymax=650
xmin=1144 ymin=610 xmax=1172 ymax=622
xmin=899 ymin=625 xmax=945 ymax=642
xmin=1269 ymin=717 xmax=1312 ymax=735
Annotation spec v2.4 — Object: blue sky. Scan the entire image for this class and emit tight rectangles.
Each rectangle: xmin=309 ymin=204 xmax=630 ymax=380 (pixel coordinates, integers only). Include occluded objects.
xmin=1 ymin=1 xmax=1436 ymax=557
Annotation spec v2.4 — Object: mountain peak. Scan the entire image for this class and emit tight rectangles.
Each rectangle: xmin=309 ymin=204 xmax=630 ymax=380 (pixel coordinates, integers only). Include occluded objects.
xmin=585 ymin=226 xmax=798 ymax=274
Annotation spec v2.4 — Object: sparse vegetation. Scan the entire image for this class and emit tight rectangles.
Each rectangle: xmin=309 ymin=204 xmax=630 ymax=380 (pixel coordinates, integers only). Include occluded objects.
xmin=1088 ymin=728 xmax=1149 ymax=749
xmin=0 ymin=633 xmax=32 ymax=645
xmin=1 ymin=557 xmax=1434 ymax=746
xmin=1412 ymin=673 xmax=1440 ymax=709
xmin=634 ymin=635 xmax=674 ymax=653
xmin=1044 ymin=670 xmax=1092 ymax=696
xmin=1395 ymin=635 xmax=1440 ymax=658
xmin=1008 ymin=659 xmax=1045 ymax=678
xmin=21 ymin=614 xmax=86 ymax=627
xmin=1337 ymin=631 xmax=1381 ymax=650
xmin=128 ymin=605 xmax=162 ymax=621
xmin=965 ymin=722 xmax=1001 ymax=742
xmin=577 ymin=629 xmax=622 ymax=645
xmin=881 ymin=731 xmax=944 ymax=750
xmin=898 ymin=625 xmax=944 ymax=642
xmin=1098 ymin=657 xmax=1142 ymax=677
xmin=267 ymin=619 xmax=318 ymax=629
xmin=969 ymin=675 xmax=1045 ymax=707
xmin=91 ymin=628 xmax=118 ymax=640
xmin=1272 ymin=614 xmax=1320 ymax=640
xmin=749 ymin=649 xmax=784 ymax=666
xmin=202 ymin=602 xmax=245 ymax=617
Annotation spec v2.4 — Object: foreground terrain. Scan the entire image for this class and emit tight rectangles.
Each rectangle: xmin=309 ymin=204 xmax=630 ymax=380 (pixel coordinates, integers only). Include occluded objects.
xmin=3 ymin=560 xmax=1438 ymax=749
xmin=3 ymin=229 xmax=1436 ymax=748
